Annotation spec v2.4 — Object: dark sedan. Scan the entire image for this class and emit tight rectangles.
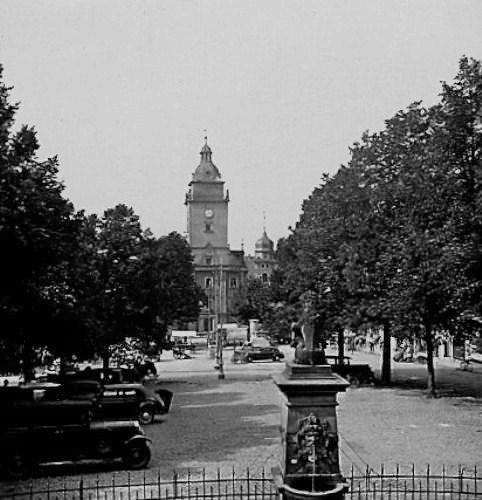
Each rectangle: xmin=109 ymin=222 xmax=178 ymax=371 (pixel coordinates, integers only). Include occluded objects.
xmin=99 ymin=383 xmax=170 ymax=425
xmin=1 ymin=416 xmax=151 ymax=479
xmin=237 ymin=344 xmax=285 ymax=363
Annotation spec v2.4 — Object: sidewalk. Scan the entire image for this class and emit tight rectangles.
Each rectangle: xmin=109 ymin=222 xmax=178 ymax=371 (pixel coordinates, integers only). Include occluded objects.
xmin=339 ymin=347 xmax=482 ymax=398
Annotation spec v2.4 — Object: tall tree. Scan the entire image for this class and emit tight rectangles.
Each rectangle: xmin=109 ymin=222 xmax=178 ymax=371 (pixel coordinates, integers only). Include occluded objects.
xmin=0 ymin=65 xmax=79 ymax=378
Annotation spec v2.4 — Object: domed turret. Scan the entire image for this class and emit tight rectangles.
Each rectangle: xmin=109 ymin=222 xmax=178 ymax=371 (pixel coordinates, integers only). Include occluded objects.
xmin=255 ymin=230 xmax=274 ymax=257
xmin=192 ymin=139 xmax=221 ymax=182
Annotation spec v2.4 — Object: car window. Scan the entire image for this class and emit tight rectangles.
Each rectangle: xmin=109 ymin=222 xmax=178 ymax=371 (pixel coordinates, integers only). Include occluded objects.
xmin=102 ymin=389 xmax=118 ymax=397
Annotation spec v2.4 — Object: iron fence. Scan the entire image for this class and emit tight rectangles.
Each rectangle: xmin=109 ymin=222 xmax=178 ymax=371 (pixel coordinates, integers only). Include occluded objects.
xmin=347 ymin=464 xmax=480 ymax=499
xmin=0 ymin=465 xmax=480 ymax=500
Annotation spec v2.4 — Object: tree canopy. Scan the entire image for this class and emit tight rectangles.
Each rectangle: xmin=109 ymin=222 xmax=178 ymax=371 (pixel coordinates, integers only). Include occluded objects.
xmin=275 ymin=56 xmax=482 ymax=396
xmin=0 ymin=66 xmax=202 ymax=375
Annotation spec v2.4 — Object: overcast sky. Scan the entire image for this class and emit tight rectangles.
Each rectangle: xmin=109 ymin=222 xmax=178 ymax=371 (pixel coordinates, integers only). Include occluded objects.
xmin=1 ymin=0 xmax=481 ymax=252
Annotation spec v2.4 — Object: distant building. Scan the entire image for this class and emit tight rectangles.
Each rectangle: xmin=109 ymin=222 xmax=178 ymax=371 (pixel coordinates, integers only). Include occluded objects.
xmin=245 ymin=229 xmax=276 ymax=282
xmin=185 ymin=141 xmax=248 ymax=332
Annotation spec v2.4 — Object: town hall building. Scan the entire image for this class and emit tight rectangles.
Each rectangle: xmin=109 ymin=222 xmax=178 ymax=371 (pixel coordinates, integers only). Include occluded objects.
xmin=185 ymin=141 xmax=248 ymax=332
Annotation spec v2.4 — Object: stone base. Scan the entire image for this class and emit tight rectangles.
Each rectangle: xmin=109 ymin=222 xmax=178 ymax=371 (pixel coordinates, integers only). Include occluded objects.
xmin=272 ymin=467 xmax=348 ymax=499
xmin=273 ymin=361 xmax=349 ymax=491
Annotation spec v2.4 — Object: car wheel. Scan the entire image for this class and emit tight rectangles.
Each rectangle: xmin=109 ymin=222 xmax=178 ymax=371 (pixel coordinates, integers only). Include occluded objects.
xmin=246 ymin=356 xmax=253 ymax=363
xmin=138 ymin=404 xmax=155 ymax=425
xmin=96 ymin=432 xmax=113 ymax=455
xmin=347 ymin=375 xmax=360 ymax=387
xmin=123 ymin=441 xmax=151 ymax=470
xmin=4 ymin=447 xmax=33 ymax=479
xmin=272 ymin=355 xmax=280 ymax=362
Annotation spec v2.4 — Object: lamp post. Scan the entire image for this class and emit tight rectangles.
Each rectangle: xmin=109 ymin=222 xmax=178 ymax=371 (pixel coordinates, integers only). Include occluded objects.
xmin=214 ymin=259 xmax=225 ymax=379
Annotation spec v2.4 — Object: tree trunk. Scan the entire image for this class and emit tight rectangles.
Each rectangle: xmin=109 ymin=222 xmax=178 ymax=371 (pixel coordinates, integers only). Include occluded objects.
xmin=21 ymin=338 xmax=35 ymax=383
xmin=59 ymin=356 xmax=68 ymax=376
xmin=102 ymin=350 xmax=110 ymax=370
xmin=381 ymin=322 xmax=392 ymax=385
xmin=424 ymin=321 xmax=438 ymax=398
xmin=337 ymin=328 xmax=345 ymax=365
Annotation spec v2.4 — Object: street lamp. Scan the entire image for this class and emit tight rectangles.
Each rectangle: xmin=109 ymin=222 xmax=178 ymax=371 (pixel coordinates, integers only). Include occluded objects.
xmin=214 ymin=260 xmax=225 ymax=380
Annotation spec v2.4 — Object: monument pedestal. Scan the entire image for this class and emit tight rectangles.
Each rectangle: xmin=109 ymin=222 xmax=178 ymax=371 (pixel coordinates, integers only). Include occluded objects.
xmin=272 ymin=362 xmax=349 ymax=499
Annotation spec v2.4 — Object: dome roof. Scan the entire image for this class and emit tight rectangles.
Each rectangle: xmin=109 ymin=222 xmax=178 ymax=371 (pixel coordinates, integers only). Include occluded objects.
xmin=255 ymin=230 xmax=274 ymax=252
xmin=192 ymin=141 xmax=221 ymax=182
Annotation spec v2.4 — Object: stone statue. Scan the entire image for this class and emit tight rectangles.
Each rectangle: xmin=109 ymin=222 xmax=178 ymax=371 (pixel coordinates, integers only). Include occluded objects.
xmin=291 ymin=291 xmax=327 ymax=365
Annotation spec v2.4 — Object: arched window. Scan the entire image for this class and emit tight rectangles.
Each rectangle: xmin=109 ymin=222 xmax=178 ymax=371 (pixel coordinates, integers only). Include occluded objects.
xmin=205 ymin=277 xmax=213 ymax=288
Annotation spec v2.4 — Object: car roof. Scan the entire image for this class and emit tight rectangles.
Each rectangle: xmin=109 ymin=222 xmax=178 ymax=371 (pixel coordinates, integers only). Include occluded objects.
xmin=22 ymin=382 xmax=60 ymax=389
xmin=103 ymin=383 xmax=144 ymax=390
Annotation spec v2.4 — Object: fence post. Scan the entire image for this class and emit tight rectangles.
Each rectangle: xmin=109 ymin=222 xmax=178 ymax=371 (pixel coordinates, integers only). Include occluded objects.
xmin=459 ymin=465 xmax=463 ymax=500
xmin=79 ymin=478 xmax=84 ymax=500
xmin=187 ymin=468 xmax=191 ymax=498
xmin=475 ymin=465 xmax=478 ymax=497
xmin=143 ymin=470 xmax=147 ymax=500
xmin=202 ymin=468 xmax=206 ymax=499
xmin=426 ymin=464 xmax=430 ymax=500
xmin=173 ymin=470 xmax=178 ymax=499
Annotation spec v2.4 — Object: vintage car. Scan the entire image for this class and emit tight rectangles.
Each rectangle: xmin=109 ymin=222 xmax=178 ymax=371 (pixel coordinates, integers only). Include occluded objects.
xmin=1 ymin=415 xmax=151 ymax=479
xmin=99 ymin=383 xmax=170 ymax=424
xmin=233 ymin=343 xmax=285 ymax=363
xmin=325 ymin=355 xmax=375 ymax=385
xmin=47 ymin=363 xmax=158 ymax=384
xmin=0 ymin=389 xmax=96 ymax=427
xmin=1 ymin=381 xmax=172 ymax=425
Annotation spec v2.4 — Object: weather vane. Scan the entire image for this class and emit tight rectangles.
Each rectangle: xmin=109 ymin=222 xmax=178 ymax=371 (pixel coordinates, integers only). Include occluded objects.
xmin=203 ymin=129 xmax=208 ymax=144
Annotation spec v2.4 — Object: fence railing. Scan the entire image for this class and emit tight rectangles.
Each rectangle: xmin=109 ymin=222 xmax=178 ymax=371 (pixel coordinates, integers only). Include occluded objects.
xmin=1 ymin=465 xmax=480 ymax=499
xmin=348 ymin=464 xmax=480 ymax=499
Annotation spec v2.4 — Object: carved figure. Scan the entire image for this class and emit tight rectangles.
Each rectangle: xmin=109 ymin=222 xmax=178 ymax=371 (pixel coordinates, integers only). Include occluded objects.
xmin=294 ymin=413 xmax=338 ymax=474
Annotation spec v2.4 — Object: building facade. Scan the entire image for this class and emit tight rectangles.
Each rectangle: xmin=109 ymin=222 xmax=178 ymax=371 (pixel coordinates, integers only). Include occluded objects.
xmin=185 ymin=141 xmax=248 ymax=332
xmin=244 ymin=229 xmax=276 ymax=282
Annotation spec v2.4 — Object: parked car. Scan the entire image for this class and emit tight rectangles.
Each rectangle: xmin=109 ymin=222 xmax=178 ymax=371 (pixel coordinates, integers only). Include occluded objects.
xmin=325 ymin=355 xmax=375 ymax=385
xmin=0 ymin=389 xmax=95 ymax=427
xmin=98 ymin=383 xmax=170 ymax=424
xmin=47 ymin=364 xmax=158 ymax=384
xmin=2 ymin=380 xmax=171 ymax=425
xmin=234 ymin=344 xmax=285 ymax=363
xmin=1 ymin=416 xmax=151 ymax=479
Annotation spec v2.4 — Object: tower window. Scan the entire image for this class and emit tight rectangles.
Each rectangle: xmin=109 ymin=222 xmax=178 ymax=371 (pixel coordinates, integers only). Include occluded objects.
xmin=230 ymin=278 xmax=237 ymax=289
xmin=205 ymin=223 xmax=213 ymax=232
xmin=262 ymin=273 xmax=268 ymax=283
xmin=205 ymin=277 xmax=213 ymax=288
xmin=205 ymin=257 xmax=212 ymax=265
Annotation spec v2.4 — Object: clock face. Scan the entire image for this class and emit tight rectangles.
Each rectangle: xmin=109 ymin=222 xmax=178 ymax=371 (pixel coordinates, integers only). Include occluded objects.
xmin=204 ymin=209 xmax=214 ymax=218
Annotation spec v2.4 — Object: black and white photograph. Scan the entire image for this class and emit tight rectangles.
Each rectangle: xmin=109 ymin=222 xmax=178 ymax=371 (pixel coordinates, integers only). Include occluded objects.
xmin=0 ymin=1 xmax=481 ymax=498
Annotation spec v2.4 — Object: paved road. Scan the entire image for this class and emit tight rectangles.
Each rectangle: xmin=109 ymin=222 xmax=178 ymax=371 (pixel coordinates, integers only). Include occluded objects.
xmin=2 ymin=345 xmax=481 ymax=495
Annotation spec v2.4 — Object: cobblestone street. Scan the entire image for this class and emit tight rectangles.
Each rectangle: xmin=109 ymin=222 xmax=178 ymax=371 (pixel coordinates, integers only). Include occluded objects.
xmin=145 ymin=346 xmax=482 ymax=477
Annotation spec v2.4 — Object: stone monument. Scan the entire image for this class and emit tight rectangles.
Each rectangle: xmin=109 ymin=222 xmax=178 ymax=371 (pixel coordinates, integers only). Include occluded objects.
xmin=273 ymin=292 xmax=349 ymax=499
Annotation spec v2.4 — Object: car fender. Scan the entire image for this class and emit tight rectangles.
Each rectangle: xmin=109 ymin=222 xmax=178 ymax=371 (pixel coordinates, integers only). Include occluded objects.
xmin=140 ymin=399 xmax=160 ymax=413
xmin=124 ymin=434 xmax=152 ymax=447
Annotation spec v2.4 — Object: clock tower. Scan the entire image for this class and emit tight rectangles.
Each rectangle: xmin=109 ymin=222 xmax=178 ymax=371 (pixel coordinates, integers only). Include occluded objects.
xmin=185 ymin=140 xmax=247 ymax=330
xmin=185 ymin=141 xmax=229 ymax=251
